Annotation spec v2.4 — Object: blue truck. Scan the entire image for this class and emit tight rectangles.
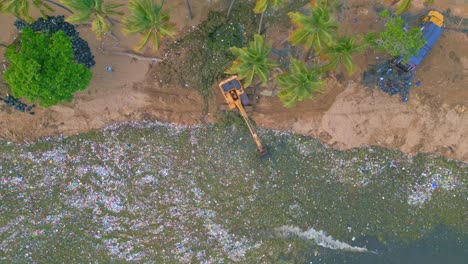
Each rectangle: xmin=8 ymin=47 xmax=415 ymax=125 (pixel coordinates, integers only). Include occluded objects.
xmin=393 ymin=10 xmax=444 ymax=72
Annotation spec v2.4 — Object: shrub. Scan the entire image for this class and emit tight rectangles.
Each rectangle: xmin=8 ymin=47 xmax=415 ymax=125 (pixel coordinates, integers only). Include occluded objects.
xmin=14 ymin=16 xmax=95 ymax=68
xmin=368 ymin=14 xmax=425 ymax=62
xmin=4 ymin=28 xmax=92 ymax=107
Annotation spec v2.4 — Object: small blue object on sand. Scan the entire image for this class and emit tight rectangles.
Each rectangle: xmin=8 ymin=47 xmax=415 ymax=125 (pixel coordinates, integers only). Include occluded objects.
xmin=415 ymin=81 xmax=421 ymax=86
xmin=106 ymin=66 xmax=113 ymax=72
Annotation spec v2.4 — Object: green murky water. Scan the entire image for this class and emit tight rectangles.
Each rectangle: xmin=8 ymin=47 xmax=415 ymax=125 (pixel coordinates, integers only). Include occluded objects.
xmin=0 ymin=122 xmax=466 ymax=262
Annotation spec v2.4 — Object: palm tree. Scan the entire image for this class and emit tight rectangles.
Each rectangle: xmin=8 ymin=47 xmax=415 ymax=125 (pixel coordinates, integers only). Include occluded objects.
xmin=123 ymin=0 xmax=176 ymax=52
xmin=60 ymin=0 xmax=124 ymax=38
xmin=288 ymin=7 xmax=338 ymax=53
xmin=275 ymin=58 xmax=324 ymax=107
xmin=253 ymin=0 xmax=284 ymax=34
xmin=0 ymin=0 xmax=53 ymax=22
xmin=225 ymin=34 xmax=278 ymax=88
xmin=322 ymin=36 xmax=366 ymax=75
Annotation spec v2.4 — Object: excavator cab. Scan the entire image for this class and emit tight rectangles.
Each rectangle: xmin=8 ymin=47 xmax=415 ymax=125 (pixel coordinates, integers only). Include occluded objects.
xmin=219 ymin=76 xmax=268 ymax=156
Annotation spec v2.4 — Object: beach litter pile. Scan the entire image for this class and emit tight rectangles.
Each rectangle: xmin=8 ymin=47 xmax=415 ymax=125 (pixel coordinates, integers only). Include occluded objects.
xmin=0 ymin=122 xmax=465 ymax=262
xmin=0 ymin=95 xmax=35 ymax=114
xmin=363 ymin=59 xmax=418 ymax=102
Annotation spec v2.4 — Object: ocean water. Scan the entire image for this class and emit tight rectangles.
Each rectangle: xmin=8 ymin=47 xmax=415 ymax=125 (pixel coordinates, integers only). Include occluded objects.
xmin=310 ymin=226 xmax=466 ymax=263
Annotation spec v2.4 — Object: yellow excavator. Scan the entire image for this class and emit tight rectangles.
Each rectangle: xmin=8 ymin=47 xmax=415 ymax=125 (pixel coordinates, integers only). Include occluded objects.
xmin=218 ymin=76 xmax=268 ymax=156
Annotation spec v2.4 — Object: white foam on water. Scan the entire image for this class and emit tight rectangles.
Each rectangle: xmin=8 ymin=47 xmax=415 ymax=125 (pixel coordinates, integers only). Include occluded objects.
xmin=275 ymin=225 xmax=377 ymax=254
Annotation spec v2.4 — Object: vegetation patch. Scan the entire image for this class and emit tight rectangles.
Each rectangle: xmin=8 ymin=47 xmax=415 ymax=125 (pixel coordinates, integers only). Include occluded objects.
xmin=156 ymin=1 xmax=258 ymax=107
xmin=366 ymin=11 xmax=425 ymax=62
xmin=15 ymin=16 xmax=95 ymax=68
xmin=4 ymin=28 xmax=92 ymax=107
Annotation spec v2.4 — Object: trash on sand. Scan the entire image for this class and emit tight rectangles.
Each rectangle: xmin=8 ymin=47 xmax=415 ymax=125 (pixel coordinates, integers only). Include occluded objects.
xmin=362 ymin=59 xmax=415 ymax=102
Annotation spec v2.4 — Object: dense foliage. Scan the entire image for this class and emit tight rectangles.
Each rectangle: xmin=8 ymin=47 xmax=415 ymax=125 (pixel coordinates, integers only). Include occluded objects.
xmin=14 ymin=16 xmax=95 ymax=68
xmin=4 ymin=28 xmax=92 ymax=107
xmin=368 ymin=13 xmax=425 ymax=61
xmin=226 ymin=34 xmax=277 ymax=88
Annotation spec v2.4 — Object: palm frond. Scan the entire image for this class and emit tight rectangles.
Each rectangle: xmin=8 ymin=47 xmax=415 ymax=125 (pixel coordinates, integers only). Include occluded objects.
xmin=1 ymin=0 xmax=54 ymax=22
xmin=275 ymin=58 xmax=324 ymax=107
xmin=61 ymin=0 xmax=123 ymax=38
xmin=225 ymin=34 xmax=277 ymax=88
xmin=123 ymin=0 xmax=176 ymax=51
xmin=288 ymin=7 xmax=337 ymax=53
xmin=322 ymin=36 xmax=366 ymax=74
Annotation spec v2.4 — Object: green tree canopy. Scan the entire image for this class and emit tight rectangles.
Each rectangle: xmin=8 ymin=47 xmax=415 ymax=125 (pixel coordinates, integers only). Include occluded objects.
xmin=225 ymin=34 xmax=277 ymax=88
xmin=123 ymin=0 xmax=176 ymax=51
xmin=4 ymin=28 xmax=92 ymax=107
xmin=368 ymin=14 xmax=425 ymax=61
xmin=60 ymin=0 xmax=124 ymax=38
xmin=275 ymin=58 xmax=324 ymax=107
xmin=288 ymin=7 xmax=338 ymax=53
xmin=322 ymin=36 xmax=366 ymax=75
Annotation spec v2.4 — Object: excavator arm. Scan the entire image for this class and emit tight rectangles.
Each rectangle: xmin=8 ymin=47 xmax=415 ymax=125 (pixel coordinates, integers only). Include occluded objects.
xmin=233 ymin=99 xmax=267 ymax=155
xmin=219 ymin=76 xmax=267 ymax=156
